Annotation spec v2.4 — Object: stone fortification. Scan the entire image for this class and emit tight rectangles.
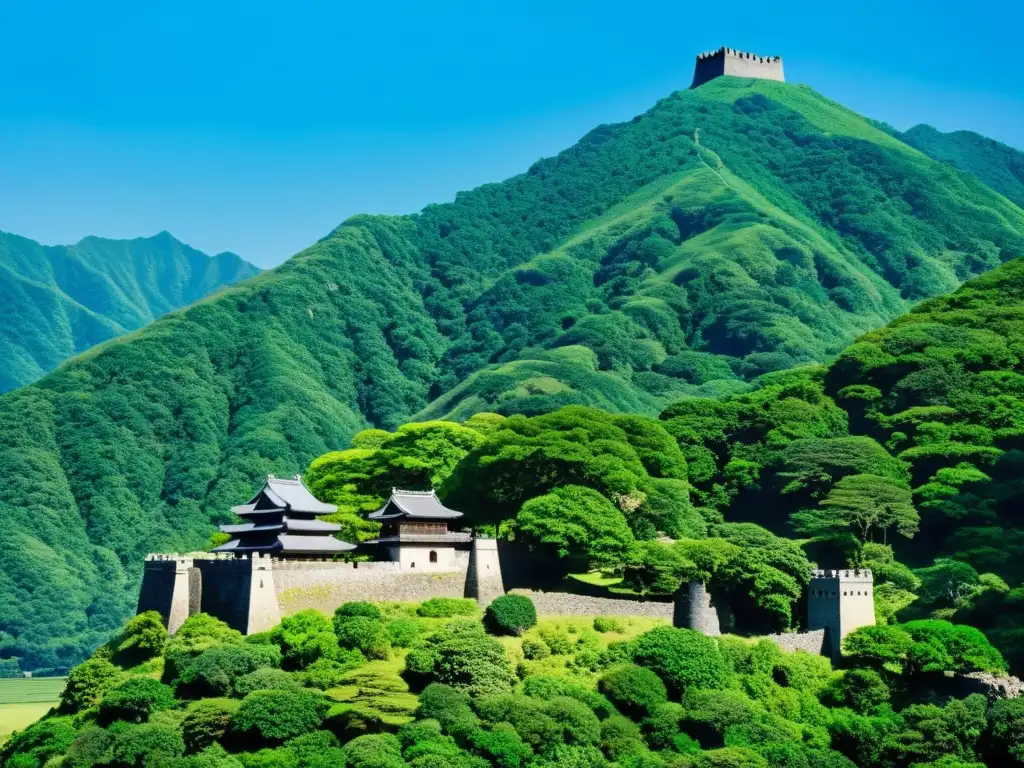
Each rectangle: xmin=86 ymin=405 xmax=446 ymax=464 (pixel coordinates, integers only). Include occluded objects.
xmin=674 ymin=580 xmax=722 ymax=635
xmin=691 ymin=47 xmax=784 ymax=89
xmin=509 ymin=589 xmax=674 ymax=621
xmin=807 ymin=568 xmax=875 ymax=659
xmin=139 ymin=540 xmax=502 ymax=635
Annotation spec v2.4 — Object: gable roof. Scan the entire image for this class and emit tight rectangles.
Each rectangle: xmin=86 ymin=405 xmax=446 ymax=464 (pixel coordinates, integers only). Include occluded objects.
xmin=233 ymin=475 xmax=337 ymax=516
xmin=368 ymin=489 xmax=463 ymax=521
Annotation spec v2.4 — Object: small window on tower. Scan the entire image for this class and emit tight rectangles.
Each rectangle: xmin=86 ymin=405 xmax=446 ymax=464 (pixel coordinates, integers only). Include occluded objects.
xmin=429 ymin=551 xmax=438 ymax=563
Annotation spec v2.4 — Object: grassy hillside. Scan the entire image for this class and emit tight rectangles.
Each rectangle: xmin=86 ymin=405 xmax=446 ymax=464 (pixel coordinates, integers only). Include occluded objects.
xmin=3 ymin=601 xmax=1018 ymax=768
xmin=0 ymin=231 xmax=260 ymax=392
xmin=3 ymin=77 xmax=1024 ymax=673
xmin=902 ymin=124 xmax=1024 ymax=209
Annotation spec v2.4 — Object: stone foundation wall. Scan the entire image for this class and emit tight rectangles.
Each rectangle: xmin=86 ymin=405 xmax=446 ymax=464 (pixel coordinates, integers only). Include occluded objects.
xmin=509 ymin=589 xmax=675 ymax=621
xmin=762 ymin=629 xmax=827 ymax=656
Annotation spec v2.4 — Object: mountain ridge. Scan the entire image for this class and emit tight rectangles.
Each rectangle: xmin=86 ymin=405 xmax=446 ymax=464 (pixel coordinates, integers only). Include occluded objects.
xmin=2 ymin=77 xmax=1024 ymax=671
xmin=0 ymin=230 xmax=260 ymax=392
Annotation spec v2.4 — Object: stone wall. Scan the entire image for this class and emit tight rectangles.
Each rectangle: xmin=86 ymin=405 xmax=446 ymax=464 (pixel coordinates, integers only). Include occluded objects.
xmin=674 ymin=580 xmax=722 ymax=636
xmin=691 ymin=47 xmax=784 ymax=89
xmin=275 ymin=556 xmax=470 ymax=614
xmin=509 ymin=589 xmax=675 ymax=621
xmin=137 ymin=556 xmax=201 ymax=635
xmin=762 ymin=629 xmax=827 ymax=656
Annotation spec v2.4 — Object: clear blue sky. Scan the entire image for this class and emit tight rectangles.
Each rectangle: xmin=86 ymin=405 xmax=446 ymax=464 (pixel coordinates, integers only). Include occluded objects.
xmin=1 ymin=0 xmax=1021 ymax=267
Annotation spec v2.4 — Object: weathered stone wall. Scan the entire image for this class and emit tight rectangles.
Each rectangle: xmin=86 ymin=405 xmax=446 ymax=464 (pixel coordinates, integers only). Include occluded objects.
xmin=137 ymin=556 xmax=200 ymax=635
xmin=468 ymin=538 xmax=505 ymax=605
xmin=274 ymin=555 xmax=470 ymax=614
xmin=509 ymin=589 xmax=675 ymax=621
xmin=762 ymin=629 xmax=827 ymax=656
xmin=674 ymin=580 xmax=721 ymax=635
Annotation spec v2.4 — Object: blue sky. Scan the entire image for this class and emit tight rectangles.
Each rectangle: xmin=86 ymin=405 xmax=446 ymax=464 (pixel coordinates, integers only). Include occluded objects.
xmin=1 ymin=0 xmax=1021 ymax=267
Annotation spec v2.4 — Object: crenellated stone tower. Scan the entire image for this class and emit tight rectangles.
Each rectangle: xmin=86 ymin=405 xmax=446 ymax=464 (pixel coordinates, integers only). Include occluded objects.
xmin=807 ymin=568 xmax=875 ymax=659
xmin=691 ymin=47 xmax=784 ymax=89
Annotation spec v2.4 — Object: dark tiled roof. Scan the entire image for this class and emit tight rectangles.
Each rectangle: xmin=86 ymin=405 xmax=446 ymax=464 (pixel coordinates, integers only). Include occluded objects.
xmin=368 ymin=489 xmax=463 ymax=521
xmin=220 ymin=522 xmax=283 ymax=534
xmin=284 ymin=517 xmax=341 ymax=533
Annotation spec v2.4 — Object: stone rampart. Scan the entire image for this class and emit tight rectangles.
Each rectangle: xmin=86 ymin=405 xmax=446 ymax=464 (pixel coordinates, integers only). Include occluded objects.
xmin=508 ymin=589 xmax=675 ymax=621
xmin=274 ymin=554 xmax=470 ymax=614
xmin=762 ymin=629 xmax=827 ymax=656
xmin=691 ymin=47 xmax=785 ymax=89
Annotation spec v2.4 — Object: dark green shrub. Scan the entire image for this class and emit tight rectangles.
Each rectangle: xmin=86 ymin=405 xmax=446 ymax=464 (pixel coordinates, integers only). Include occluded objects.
xmin=597 ymin=640 xmax=633 ymax=669
xmin=343 ymin=733 xmax=406 ymax=768
xmin=61 ymin=657 xmax=122 ymax=713
xmin=416 ymin=598 xmax=478 ymax=618
xmin=333 ymin=602 xmax=383 ymax=623
xmin=542 ymin=697 xmax=601 ymax=745
xmin=109 ymin=723 xmax=185 ymax=767
xmin=163 ymin=614 xmax=244 ymax=684
xmin=599 ymin=715 xmax=645 ymax=761
xmin=111 ymin=611 xmax=168 ymax=667
xmin=404 ymin=622 xmax=515 ymax=697
xmin=181 ymin=699 xmax=239 ymax=753
xmin=417 ymin=684 xmax=480 ymax=736
xmin=903 ymin=619 xmax=1007 ymax=674
xmin=986 ymin=697 xmax=1024 ymax=764
xmin=467 ymin=723 xmax=533 ymax=767
xmin=99 ymin=677 xmax=177 ymax=723
xmin=233 ymin=668 xmax=303 ymax=698
xmin=484 ymin=595 xmax=537 ymax=636
xmin=0 ymin=716 xmax=78 ymax=768
xmin=820 ymin=669 xmax=890 ymax=713
xmin=593 ymin=617 xmax=624 ymax=633
xmin=632 ymin=627 xmax=729 ymax=696
xmin=599 ymin=664 xmax=668 ymax=718
xmin=472 ymin=694 xmax=560 ymax=751
xmin=386 ymin=619 xmax=422 ymax=648
xmin=233 ymin=689 xmax=331 ymax=743
xmin=269 ymin=610 xmax=339 ymax=670
xmin=520 ymin=676 xmax=615 ymax=719
xmin=300 ymin=655 xmax=364 ymax=690
xmin=335 ymin=617 xmax=391 ymax=660
xmin=681 ymin=688 xmax=760 ymax=747
xmin=521 ymin=639 xmax=550 ymax=660
xmin=178 ymin=642 xmax=282 ymax=697
xmin=642 ymin=702 xmax=685 ymax=750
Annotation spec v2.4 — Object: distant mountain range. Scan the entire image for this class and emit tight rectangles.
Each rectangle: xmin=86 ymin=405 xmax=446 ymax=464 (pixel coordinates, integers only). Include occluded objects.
xmin=902 ymin=124 xmax=1024 ymax=209
xmin=2 ymin=76 xmax=1024 ymax=672
xmin=0 ymin=231 xmax=260 ymax=392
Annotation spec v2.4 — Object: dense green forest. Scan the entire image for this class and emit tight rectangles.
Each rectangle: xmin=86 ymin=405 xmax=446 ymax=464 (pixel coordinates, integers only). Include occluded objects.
xmin=3 ymin=599 xmax=1020 ymax=768
xmin=0 ymin=231 xmax=259 ymax=392
xmin=901 ymin=124 xmax=1024 ymax=209
xmin=3 ymin=76 xmax=1024 ymax=674
xmin=304 ymin=250 xmax=1024 ymax=671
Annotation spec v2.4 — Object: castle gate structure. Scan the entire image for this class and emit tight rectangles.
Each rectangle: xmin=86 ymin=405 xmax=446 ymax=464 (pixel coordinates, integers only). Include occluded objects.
xmin=691 ymin=47 xmax=784 ymax=89
xmin=366 ymin=489 xmax=472 ymax=571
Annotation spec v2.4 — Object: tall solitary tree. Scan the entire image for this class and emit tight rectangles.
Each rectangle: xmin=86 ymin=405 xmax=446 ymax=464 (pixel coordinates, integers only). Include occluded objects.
xmin=792 ymin=473 xmax=918 ymax=548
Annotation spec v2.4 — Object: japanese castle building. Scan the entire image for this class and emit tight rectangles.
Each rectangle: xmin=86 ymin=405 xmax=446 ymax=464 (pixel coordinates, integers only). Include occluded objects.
xmin=213 ymin=475 xmax=355 ymax=558
xmin=366 ymin=488 xmax=472 ymax=570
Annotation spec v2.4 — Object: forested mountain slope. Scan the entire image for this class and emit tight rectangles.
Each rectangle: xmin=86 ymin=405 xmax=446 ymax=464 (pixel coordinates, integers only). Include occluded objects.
xmin=902 ymin=124 xmax=1024 ymax=209
xmin=3 ymin=77 xmax=1024 ymax=673
xmin=0 ymin=231 xmax=260 ymax=392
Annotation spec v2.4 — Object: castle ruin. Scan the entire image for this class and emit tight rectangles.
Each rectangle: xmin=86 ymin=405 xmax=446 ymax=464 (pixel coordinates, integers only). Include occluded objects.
xmin=691 ymin=47 xmax=784 ymax=89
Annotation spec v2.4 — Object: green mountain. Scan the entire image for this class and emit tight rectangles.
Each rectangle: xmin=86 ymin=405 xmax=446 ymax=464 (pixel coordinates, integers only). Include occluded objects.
xmin=3 ymin=76 xmax=1024 ymax=673
xmin=0 ymin=231 xmax=260 ymax=392
xmin=902 ymin=124 xmax=1024 ymax=209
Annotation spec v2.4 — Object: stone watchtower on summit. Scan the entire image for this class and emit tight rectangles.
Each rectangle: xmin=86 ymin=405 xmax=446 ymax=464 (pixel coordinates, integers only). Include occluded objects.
xmin=691 ymin=47 xmax=785 ymax=89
